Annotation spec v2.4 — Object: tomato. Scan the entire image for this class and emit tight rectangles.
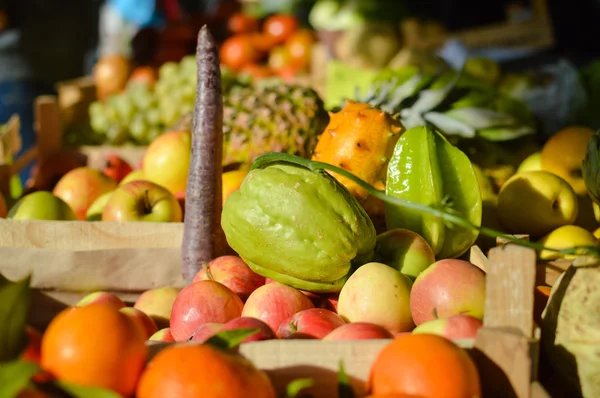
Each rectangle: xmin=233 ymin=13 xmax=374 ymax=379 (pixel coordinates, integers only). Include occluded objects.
xmin=276 ymin=65 xmax=301 ymax=83
xmin=250 ymin=33 xmax=279 ymax=53
xmin=239 ymin=64 xmax=274 ymax=80
xmin=228 ymin=12 xmax=259 ymax=35
xmin=263 ymin=14 xmax=298 ymax=45
xmin=285 ymin=30 xmax=314 ymax=70
xmin=220 ymin=34 xmax=261 ymax=70
xmin=267 ymin=46 xmax=292 ymax=73
xmin=128 ymin=66 xmax=157 ymax=87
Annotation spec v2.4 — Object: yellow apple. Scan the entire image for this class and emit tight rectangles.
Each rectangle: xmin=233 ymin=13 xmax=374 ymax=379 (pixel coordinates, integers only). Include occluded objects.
xmin=497 ymin=171 xmax=578 ymax=238
xmin=119 ymin=169 xmax=146 ymax=186
xmin=537 ymin=225 xmax=599 ymax=260
xmin=142 ymin=130 xmax=191 ymax=194
xmin=541 ymin=126 xmax=594 ymax=195
xmin=594 ymin=202 xmax=600 ymax=223
xmin=594 ymin=227 xmax=600 ymax=240
xmin=516 ymin=151 xmax=542 ymax=174
xmin=222 ymin=169 xmax=248 ymax=206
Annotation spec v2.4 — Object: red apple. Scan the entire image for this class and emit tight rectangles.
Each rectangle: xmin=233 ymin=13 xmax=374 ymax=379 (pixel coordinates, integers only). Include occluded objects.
xmin=338 ymin=262 xmax=414 ymax=333
xmin=102 ymin=180 xmax=182 ymax=222
xmin=276 ymin=308 xmax=345 ymax=339
xmin=265 ymin=278 xmax=276 ymax=284
xmin=53 ymin=167 xmax=117 ymax=220
xmin=374 ymin=228 xmax=436 ymax=280
xmin=410 ymin=259 xmax=486 ymax=326
xmin=190 ymin=322 xmax=224 ymax=343
xmin=148 ymin=328 xmax=176 ymax=342
xmin=103 ymin=154 xmax=133 ymax=184
xmin=174 ymin=191 xmax=185 ymax=219
xmin=193 ymin=256 xmax=265 ymax=302
xmin=241 ymin=282 xmax=315 ymax=332
xmin=323 ymin=322 xmax=394 ymax=341
xmin=133 ymin=286 xmax=180 ymax=329
xmin=0 ymin=192 xmax=7 ymax=218
xmin=219 ymin=317 xmax=276 ymax=343
xmin=120 ymin=307 xmax=158 ymax=339
xmin=411 ymin=314 xmax=483 ymax=340
xmin=142 ymin=130 xmax=191 ymax=194
xmin=313 ymin=294 xmax=339 ymax=312
xmin=76 ymin=291 xmax=126 ymax=310
xmin=170 ymin=280 xmax=244 ymax=342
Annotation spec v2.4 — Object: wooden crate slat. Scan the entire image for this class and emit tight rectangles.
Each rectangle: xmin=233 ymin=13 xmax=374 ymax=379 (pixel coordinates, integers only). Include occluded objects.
xmin=0 ymin=247 xmax=184 ymax=292
xmin=485 ymin=244 xmax=537 ymax=337
xmin=0 ymin=220 xmax=183 ymax=250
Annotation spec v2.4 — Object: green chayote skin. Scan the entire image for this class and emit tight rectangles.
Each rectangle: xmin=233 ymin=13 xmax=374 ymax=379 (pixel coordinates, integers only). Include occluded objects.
xmin=385 ymin=126 xmax=482 ymax=259
xmin=221 ymin=162 xmax=377 ymax=293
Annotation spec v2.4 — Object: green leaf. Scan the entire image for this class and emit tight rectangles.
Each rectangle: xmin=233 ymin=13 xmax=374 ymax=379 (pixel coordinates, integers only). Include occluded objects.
xmin=443 ymin=108 xmax=518 ymax=129
xmin=285 ymin=378 xmax=314 ymax=398
xmin=477 ymin=126 xmax=535 ymax=142
xmin=337 ymin=360 xmax=356 ymax=398
xmin=423 ymin=112 xmax=476 ymax=138
xmin=56 ymin=381 xmax=121 ymax=398
xmin=0 ymin=275 xmax=32 ymax=361
xmin=0 ymin=360 xmax=40 ymax=398
xmin=204 ymin=328 xmax=260 ymax=351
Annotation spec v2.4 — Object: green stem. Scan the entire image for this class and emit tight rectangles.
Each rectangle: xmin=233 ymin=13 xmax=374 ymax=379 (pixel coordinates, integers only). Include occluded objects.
xmin=252 ymin=153 xmax=600 ymax=259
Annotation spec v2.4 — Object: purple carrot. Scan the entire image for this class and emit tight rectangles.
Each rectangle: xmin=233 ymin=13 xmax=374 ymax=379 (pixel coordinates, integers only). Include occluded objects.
xmin=181 ymin=26 xmax=226 ymax=282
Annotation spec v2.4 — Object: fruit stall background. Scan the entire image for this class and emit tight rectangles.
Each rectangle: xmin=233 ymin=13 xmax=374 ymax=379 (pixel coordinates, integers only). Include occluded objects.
xmin=2 ymin=0 xmax=600 ymax=397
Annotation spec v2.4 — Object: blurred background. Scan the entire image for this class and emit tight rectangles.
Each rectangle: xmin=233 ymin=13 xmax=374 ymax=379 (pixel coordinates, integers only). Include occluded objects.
xmin=2 ymin=0 xmax=600 ymax=197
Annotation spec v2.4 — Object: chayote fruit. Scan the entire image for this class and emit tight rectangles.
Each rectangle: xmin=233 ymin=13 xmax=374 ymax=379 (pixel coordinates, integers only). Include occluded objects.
xmin=221 ymin=161 xmax=377 ymax=293
xmin=385 ymin=126 xmax=482 ymax=259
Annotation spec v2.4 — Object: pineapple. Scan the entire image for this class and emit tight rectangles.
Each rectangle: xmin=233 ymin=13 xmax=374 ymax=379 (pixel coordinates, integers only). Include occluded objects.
xmin=312 ymin=101 xmax=404 ymax=230
xmin=175 ymin=83 xmax=329 ymax=166
xmin=354 ymin=64 xmax=537 ymax=142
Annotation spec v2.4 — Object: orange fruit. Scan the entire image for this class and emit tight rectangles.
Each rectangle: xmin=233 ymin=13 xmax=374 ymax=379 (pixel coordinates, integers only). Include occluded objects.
xmin=41 ymin=303 xmax=147 ymax=396
xmin=136 ymin=344 xmax=276 ymax=398
xmin=541 ymin=126 xmax=595 ymax=195
xmin=368 ymin=334 xmax=481 ymax=398
xmin=220 ymin=34 xmax=262 ymax=71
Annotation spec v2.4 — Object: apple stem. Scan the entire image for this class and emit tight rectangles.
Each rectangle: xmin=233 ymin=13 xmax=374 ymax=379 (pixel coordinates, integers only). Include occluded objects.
xmin=143 ymin=190 xmax=152 ymax=214
xmin=251 ymin=153 xmax=600 ymax=260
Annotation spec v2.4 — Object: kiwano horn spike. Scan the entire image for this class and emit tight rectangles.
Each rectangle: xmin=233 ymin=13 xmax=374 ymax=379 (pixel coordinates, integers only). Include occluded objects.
xmin=181 ymin=25 xmax=226 ymax=283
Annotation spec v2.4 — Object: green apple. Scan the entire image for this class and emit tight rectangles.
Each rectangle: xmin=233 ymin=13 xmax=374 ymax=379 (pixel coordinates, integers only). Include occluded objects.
xmin=337 ymin=262 xmax=414 ymax=333
xmin=516 ymin=151 xmax=542 ymax=174
xmin=85 ymin=191 xmax=114 ymax=221
xmin=8 ymin=191 xmax=77 ymax=221
xmin=119 ymin=169 xmax=146 ymax=186
xmin=537 ymin=225 xmax=599 ymax=260
xmin=102 ymin=180 xmax=182 ymax=222
xmin=142 ymin=130 xmax=191 ymax=194
xmin=497 ymin=170 xmax=578 ymax=238
xmin=374 ymin=229 xmax=436 ymax=280
xmin=53 ymin=167 xmax=117 ymax=220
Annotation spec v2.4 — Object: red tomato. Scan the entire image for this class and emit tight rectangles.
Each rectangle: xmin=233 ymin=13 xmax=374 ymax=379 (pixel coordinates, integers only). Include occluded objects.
xmin=285 ymin=30 xmax=314 ymax=70
xmin=228 ymin=12 xmax=259 ymax=35
xmin=276 ymin=65 xmax=301 ymax=83
xmin=250 ymin=33 xmax=279 ymax=53
xmin=220 ymin=34 xmax=261 ymax=70
xmin=263 ymin=14 xmax=298 ymax=45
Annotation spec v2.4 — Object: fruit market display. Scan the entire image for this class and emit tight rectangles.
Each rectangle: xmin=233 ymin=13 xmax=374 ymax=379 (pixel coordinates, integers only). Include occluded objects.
xmin=6 ymin=18 xmax=600 ymax=398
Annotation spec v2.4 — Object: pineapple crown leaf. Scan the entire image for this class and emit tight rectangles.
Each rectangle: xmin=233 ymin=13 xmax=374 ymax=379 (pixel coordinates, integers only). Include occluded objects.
xmin=250 ymin=151 xmax=600 ymax=260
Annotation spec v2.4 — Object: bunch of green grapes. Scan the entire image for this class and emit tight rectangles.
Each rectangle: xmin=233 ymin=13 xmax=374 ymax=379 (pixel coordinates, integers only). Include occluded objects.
xmin=89 ymin=55 xmax=249 ymax=145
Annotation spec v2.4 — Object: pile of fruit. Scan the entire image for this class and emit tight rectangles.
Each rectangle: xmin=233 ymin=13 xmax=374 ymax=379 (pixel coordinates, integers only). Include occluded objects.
xmin=2 ymin=252 xmax=482 ymax=397
xmin=220 ymin=13 xmax=314 ymax=80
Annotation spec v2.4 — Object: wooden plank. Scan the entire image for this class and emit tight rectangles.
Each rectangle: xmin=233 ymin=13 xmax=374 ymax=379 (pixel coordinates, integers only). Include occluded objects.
xmin=0 ymin=220 xmax=183 ymax=250
xmin=485 ymin=244 xmax=537 ymax=338
xmin=537 ymin=259 xmax=571 ymax=286
xmin=530 ymin=381 xmax=551 ymax=398
xmin=34 ymin=96 xmax=63 ymax=158
xmin=473 ymin=327 xmax=537 ymax=398
xmin=0 ymin=246 xmax=185 ymax=292
xmin=469 ymin=245 xmax=489 ymax=272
